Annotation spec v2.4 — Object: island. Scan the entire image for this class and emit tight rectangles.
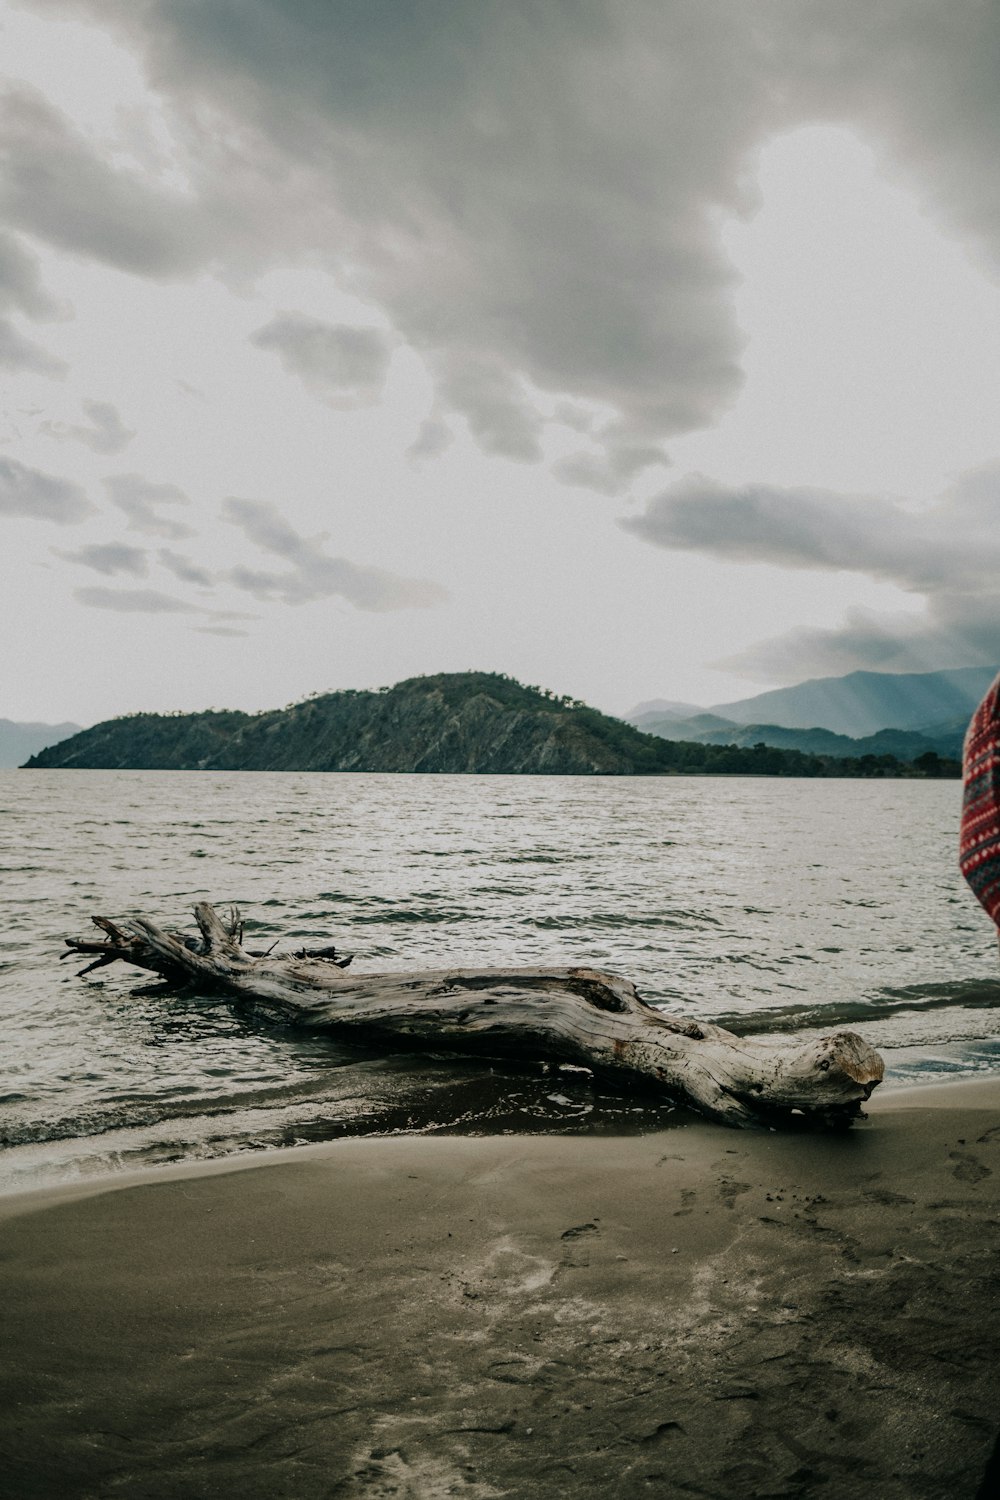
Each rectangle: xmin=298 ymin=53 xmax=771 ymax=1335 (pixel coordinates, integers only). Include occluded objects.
xmin=22 ymin=672 xmax=961 ymax=776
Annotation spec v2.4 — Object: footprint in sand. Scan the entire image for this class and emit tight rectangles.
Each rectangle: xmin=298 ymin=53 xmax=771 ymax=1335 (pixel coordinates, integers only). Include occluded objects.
xmin=559 ymin=1221 xmax=599 ymax=1270
xmin=560 ymin=1222 xmax=599 ymax=1240
xmin=949 ymin=1150 xmax=991 ymax=1184
xmin=718 ymin=1178 xmax=751 ymax=1209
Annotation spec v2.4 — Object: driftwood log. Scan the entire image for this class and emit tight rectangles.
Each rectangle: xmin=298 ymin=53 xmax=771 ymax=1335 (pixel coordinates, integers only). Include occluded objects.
xmin=65 ymin=902 xmax=884 ymax=1130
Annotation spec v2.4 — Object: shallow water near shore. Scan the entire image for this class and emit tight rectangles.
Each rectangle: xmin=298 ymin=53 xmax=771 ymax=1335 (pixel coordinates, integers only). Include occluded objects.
xmin=3 ymin=768 xmax=999 ymax=1191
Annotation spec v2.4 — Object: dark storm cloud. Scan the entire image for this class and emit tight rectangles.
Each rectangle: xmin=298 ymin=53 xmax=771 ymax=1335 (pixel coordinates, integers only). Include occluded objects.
xmin=75 ymin=585 xmax=198 ymax=613
xmin=54 ymin=540 xmax=148 ymax=576
xmin=250 ymin=313 xmax=392 ymax=405
xmin=222 ymin=496 xmax=448 ymax=612
xmin=104 ymin=472 xmax=194 ymax=539
xmin=624 ymin=466 xmax=1000 ymax=680
xmin=17 ymin=1 xmax=1000 ymax=490
xmin=42 ymin=399 xmax=136 ymax=454
xmin=11 ymin=0 xmax=766 ymax=485
xmin=0 ymin=455 xmax=93 ymax=522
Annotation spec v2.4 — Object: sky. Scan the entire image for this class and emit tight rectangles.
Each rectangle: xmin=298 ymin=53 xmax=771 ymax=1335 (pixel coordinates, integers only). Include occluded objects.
xmin=2 ymin=0 xmax=1000 ymax=726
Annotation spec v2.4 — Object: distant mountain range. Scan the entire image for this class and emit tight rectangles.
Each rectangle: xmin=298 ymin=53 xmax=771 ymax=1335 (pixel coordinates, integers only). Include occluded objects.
xmin=709 ymin=667 xmax=997 ymax=735
xmin=625 ymin=666 xmax=996 ymax=761
xmin=0 ymin=718 xmax=83 ymax=769
xmin=19 ymin=672 xmax=959 ymax=777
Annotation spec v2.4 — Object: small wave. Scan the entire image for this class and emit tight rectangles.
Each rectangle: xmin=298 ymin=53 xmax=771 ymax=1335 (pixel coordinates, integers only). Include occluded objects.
xmin=351 ymin=907 xmax=479 ymax=925
xmin=0 ymin=1073 xmax=355 ymax=1149
xmin=528 ymin=909 xmax=721 ymax=931
xmin=708 ymin=977 xmax=1000 ymax=1036
xmin=0 ymin=1061 xmax=690 ymax=1194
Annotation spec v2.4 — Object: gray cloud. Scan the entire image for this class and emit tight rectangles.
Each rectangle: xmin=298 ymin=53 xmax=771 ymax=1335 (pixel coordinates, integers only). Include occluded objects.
xmin=193 ymin=624 xmax=250 ymax=637
xmin=105 ymin=472 xmax=194 ymax=539
xmin=0 ymin=85 xmax=209 ymax=277
xmin=0 ymin=229 xmax=61 ymax=320
xmin=767 ymin=1 xmax=1000 ymax=281
xmin=4 ymin=2 xmax=761 ymax=485
xmin=437 ymin=357 xmax=544 ymax=464
xmin=75 ymin=585 xmax=198 ymax=613
xmin=0 ymin=229 xmax=67 ymax=376
xmin=624 ymin=465 xmax=1000 ymax=680
xmin=554 ymin=444 xmax=670 ymax=498
xmin=55 ymin=541 xmax=148 ymax=577
xmin=157 ymin=548 xmax=214 ymax=586
xmin=0 ymin=455 xmax=93 ymax=523
xmin=42 ymin=398 xmax=135 ymax=454
xmin=222 ymin=496 xmax=448 ymax=612
xmin=621 ymin=470 xmax=1000 ymax=592
xmin=250 ymin=313 xmax=392 ymax=406
xmin=408 ymin=415 xmax=453 ymax=462
xmin=0 ymin=317 xmax=66 ymax=377
xmin=16 ymin=1 xmax=1000 ymax=491
xmin=717 ymin=596 xmax=1000 ymax=683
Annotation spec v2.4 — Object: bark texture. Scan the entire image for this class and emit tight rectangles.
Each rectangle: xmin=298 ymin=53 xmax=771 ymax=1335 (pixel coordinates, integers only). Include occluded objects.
xmin=65 ymin=903 xmax=884 ymax=1129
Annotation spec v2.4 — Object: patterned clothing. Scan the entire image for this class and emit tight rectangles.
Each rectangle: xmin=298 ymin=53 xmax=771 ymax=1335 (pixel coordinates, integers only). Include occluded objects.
xmin=960 ymin=669 xmax=1000 ymax=928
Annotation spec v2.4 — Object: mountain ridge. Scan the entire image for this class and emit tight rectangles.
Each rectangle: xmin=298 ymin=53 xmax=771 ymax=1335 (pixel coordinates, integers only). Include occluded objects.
xmin=22 ymin=672 xmax=958 ymax=778
xmin=631 ymin=714 xmax=967 ymax=762
xmin=0 ymin=718 xmax=84 ymax=769
xmin=625 ymin=666 xmax=996 ymax=741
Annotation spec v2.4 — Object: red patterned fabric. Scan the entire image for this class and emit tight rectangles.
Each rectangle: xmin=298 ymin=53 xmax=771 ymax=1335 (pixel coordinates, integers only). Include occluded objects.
xmin=960 ymin=670 xmax=1000 ymax=928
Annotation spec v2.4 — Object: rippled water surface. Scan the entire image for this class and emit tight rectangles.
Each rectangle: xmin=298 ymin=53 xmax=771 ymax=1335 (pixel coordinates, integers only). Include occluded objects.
xmin=3 ymin=769 xmax=999 ymax=1190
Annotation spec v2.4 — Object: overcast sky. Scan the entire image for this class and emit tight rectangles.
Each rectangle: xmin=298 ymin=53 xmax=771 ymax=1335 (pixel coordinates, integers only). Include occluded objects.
xmin=3 ymin=0 xmax=1000 ymax=725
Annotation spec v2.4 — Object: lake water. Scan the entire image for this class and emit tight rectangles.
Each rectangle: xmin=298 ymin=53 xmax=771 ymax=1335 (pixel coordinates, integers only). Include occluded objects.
xmin=3 ymin=769 xmax=999 ymax=1193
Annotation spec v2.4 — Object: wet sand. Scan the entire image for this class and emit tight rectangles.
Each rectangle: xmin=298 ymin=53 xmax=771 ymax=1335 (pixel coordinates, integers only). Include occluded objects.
xmin=2 ymin=1080 xmax=999 ymax=1499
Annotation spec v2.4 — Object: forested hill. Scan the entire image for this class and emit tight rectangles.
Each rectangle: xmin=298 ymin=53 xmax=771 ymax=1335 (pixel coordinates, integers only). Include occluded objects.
xmin=22 ymin=672 xmax=959 ymax=776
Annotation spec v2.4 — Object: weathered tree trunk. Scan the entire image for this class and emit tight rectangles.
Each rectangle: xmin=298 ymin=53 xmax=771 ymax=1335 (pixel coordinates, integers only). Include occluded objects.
xmin=64 ymin=902 xmax=884 ymax=1129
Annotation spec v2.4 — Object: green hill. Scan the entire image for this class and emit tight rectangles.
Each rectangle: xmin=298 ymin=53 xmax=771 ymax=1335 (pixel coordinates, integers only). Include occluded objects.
xmin=22 ymin=672 xmax=959 ymax=776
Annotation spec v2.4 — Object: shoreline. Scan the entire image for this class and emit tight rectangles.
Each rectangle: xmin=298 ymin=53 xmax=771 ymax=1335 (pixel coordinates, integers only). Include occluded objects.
xmin=2 ymin=1067 xmax=997 ymax=1208
xmin=3 ymin=1077 xmax=999 ymax=1498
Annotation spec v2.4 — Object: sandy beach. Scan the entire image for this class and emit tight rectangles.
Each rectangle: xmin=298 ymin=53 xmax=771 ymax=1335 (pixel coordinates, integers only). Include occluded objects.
xmin=2 ymin=1080 xmax=999 ymax=1500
